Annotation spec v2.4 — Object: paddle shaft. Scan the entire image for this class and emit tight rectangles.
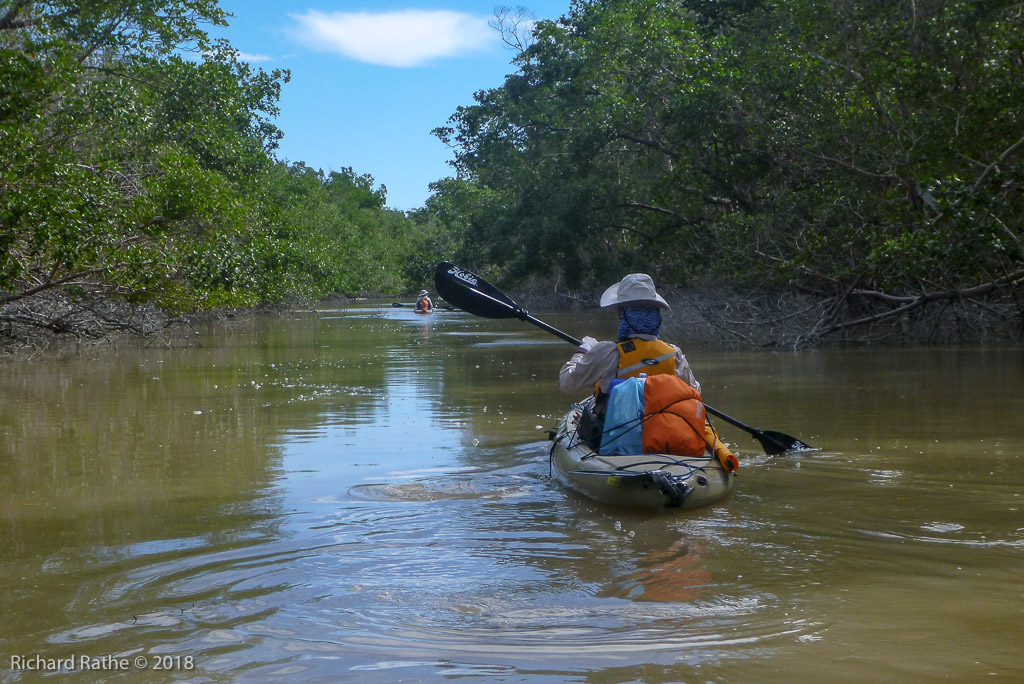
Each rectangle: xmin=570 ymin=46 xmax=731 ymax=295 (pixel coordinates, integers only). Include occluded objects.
xmin=433 ymin=261 xmax=813 ymax=454
xmin=441 ymin=270 xmax=744 ymax=416
xmin=528 ymin=315 xmax=581 ymax=346
xmin=516 ymin=318 xmax=767 ymax=438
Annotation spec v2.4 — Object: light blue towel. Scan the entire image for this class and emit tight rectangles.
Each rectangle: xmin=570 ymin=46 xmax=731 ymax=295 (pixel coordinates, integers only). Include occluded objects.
xmin=600 ymin=376 xmax=646 ymax=455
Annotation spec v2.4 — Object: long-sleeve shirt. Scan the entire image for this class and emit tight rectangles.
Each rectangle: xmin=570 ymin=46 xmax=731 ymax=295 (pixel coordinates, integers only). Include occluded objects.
xmin=557 ymin=334 xmax=701 ymax=396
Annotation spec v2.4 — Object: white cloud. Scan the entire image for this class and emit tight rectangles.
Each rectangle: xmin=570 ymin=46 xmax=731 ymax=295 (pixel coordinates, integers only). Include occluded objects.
xmin=238 ymin=52 xmax=274 ymax=63
xmin=290 ymin=9 xmax=495 ymax=67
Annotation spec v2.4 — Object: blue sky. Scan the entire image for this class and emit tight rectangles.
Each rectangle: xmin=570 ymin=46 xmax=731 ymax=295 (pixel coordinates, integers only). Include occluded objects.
xmin=211 ymin=1 xmax=572 ymax=211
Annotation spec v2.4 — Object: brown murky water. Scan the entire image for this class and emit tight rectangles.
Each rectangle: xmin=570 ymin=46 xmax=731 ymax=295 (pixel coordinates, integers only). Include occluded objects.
xmin=1 ymin=304 xmax=1022 ymax=682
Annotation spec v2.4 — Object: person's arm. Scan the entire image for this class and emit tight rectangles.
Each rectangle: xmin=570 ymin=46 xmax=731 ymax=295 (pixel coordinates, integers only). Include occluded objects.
xmin=558 ymin=339 xmax=617 ymax=395
xmin=673 ymin=347 xmax=701 ymax=393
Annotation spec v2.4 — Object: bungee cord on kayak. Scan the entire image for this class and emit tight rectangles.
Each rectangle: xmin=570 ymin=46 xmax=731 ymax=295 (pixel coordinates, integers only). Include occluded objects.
xmin=434 ymin=261 xmax=812 ymax=511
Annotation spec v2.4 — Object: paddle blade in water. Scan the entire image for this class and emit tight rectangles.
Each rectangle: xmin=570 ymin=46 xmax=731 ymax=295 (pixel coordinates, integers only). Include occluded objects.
xmin=435 ymin=261 xmax=814 ymax=456
xmin=434 ymin=261 xmax=523 ymax=319
xmin=706 ymin=405 xmax=815 ymax=455
xmin=755 ymin=429 xmax=817 ymax=455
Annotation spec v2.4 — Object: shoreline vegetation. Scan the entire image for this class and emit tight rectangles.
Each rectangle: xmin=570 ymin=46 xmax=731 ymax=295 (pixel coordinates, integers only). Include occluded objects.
xmin=2 ymin=2 xmax=1021 ymax=357
xmin=520 ymin=279 xmax=1024 ymax=350
xmin=3 ymin=280 xmax=1021 ymax=359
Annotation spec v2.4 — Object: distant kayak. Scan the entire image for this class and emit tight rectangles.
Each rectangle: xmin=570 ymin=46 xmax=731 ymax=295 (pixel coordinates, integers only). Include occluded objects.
xmin=548 ymin=400 xmax=736 ymax=511
xmin=391 ymin=302 xmax=454 ymax=311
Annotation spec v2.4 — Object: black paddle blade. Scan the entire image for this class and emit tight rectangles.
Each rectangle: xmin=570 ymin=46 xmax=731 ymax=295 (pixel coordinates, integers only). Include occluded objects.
xmin=434 ymin=261 xmax=523 ymax=319
xmin=435 ymin=261 xmax=815 ymax=455
xmin=705 ymin=405 xmax=815 ymax=455
xmin=755 ymin=429 xmax=817 ymax=455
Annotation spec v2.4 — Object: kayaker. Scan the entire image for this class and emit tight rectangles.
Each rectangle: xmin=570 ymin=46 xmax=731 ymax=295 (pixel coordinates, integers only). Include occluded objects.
xmin=558 ymin=273 xmax=700 ymax=396
xmin=558 ymin=273 xmax=734 ymax=460
xmin=415 ymin=290 xmax=433 ymax=312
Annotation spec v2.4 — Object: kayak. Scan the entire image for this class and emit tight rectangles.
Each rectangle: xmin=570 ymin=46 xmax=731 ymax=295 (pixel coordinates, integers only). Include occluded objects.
xmin=414 ymin=308 xmax=433 ymax=314
xmin=548 ymin=400 xmax=737 ymax=511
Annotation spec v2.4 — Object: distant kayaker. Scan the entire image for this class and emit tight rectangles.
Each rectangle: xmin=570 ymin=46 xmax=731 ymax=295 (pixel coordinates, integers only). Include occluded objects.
xmin=558 ymin=273 xmax=700 ymax=396
xmin=415 ymin=290 xmax=433 ymax=312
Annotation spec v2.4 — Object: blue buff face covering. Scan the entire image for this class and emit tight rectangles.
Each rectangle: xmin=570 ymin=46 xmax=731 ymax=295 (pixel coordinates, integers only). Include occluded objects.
xmin=618 ymin=307 xmax=662 ymax=340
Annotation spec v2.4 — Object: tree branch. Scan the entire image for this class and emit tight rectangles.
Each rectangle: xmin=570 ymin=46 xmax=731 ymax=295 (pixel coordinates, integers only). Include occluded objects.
xmin=490 ymin=5 xmax=536 ymax=54
xmin=817 ymin=269 xmax=1024 ymax=337
xmin=0 ymin=268 xmax=110 ymax=306
xmin=0 ymin=0 xmax=33 ymax=31
xmin=973 ymin=132 xmax=1024 ymax=190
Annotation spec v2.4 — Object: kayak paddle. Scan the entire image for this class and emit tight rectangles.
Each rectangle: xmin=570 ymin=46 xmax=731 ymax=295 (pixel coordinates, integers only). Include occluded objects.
xmin=434 ymin=261 xmax=815 ymax=455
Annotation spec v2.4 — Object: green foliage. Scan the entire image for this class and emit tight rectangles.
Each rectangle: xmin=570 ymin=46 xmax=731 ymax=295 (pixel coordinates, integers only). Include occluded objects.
xmin=430 ymin=0 xmax=1024 ymax=298
xmin=401 ymin=177 xmax=491 ymax=284
xmin=1 ymin=0 xmax=429 ymax=326
xmin=256 ymin=163 xmax=424 ymax=298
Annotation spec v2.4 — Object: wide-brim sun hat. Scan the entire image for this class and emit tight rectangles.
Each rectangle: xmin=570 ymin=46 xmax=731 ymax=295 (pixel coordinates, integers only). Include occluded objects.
xmin=418 ymin=290 xmax=429 ymax=297
xmin=599 ymin=273 xmax=670 ymax=310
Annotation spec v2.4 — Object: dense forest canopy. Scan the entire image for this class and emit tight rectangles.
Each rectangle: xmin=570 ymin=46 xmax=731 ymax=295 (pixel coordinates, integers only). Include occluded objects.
xmin=433 ymin=0 xmax=1024 ymax=344
xmin=1 ymin=0 xmax=1022 ymax=349
xmin=0 ymin=0 xmax=443 ymax=346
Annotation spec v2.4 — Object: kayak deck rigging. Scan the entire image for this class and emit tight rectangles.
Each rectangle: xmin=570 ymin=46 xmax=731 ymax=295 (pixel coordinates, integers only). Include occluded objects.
xmin=548 ymin=401 xmax=735 ymax=511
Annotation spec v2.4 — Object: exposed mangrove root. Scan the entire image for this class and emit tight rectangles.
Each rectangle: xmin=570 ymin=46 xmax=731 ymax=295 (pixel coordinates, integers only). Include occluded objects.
xmin=0 ymin=291 xmax=199 ymax=357
xmin=666 ymin=277 xmax=1024 ymax=349
xmin=523 ymin=276 xmax=1024 ymax=350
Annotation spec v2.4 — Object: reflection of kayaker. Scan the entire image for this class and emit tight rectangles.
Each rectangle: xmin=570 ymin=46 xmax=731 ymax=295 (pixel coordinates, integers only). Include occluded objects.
xmin=603 ymin=539 xmax=715 ymax=603
xmin=415 ymin=290 xmax=433 ymax=313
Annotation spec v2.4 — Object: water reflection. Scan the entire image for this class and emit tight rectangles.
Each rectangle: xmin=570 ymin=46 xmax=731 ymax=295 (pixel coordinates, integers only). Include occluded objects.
xmin=1 ymin=307 xmax=1022 ymax=681
xmin=601 ymin=538 xmax=716 ymax=603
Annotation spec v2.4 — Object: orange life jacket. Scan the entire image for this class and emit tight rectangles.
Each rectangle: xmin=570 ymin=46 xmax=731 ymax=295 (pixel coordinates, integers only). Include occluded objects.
xmin=593 ymin=338 xmax=676 ymax=399
xmin=615 ymin=338 xmax=677 ymax=379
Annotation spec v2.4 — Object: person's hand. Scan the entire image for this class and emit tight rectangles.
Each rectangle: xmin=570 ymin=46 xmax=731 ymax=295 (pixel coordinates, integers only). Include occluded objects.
xmin=576 ymin=336 xmax=598 ymax=354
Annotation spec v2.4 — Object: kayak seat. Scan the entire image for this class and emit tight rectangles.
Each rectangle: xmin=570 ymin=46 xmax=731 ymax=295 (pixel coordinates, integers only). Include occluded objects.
xmin=576 ymin=402 xmax=604 ymax=451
